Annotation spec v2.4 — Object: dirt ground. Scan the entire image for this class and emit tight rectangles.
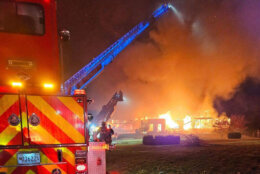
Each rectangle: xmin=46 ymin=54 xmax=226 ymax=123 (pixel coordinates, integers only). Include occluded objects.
xmin=106 ymin=137 xmax=260 ymax=174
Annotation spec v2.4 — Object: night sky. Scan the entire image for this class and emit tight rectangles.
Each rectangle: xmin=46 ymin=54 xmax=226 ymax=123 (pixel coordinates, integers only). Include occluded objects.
xmin=57 ymin=0 xmax=161 ymax=80
xmin=57 ymin=0 xmax=260 ymax=123
xmin=57 ymin=0 xmax=165 ymax=115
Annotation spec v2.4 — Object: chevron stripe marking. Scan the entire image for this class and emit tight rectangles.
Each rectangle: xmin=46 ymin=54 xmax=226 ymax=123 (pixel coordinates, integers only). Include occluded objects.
xmin=0 ymin=149 xmax=17 ymax=165
xmin=0 ymin=127 xmax=20 ymax=146
xmin=0 ymin=95 xmax=18 ymax=116
xmin=58 ymin=97 xmax=84 ymax=122
xmin=41 ymin=96 xmax=84 ymax=136
xmin=27 ymin=101 xmax=76 ymax=144
xmin=41 ymin=148 xmax=74 ymax=172
xmin=29 ymin=125 xmax=60 ymax=144
xmin=27 ymin=96 xmax=84 ymax=143
xmin=0 ymin=101 xmax=20 ymax=134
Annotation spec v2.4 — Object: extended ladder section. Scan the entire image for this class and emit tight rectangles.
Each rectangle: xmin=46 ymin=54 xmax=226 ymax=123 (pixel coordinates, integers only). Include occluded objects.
xmin=93 ymin=91 xmax=123 ymax=124
xmin=64 ymin=4 xmax=170 ymax=95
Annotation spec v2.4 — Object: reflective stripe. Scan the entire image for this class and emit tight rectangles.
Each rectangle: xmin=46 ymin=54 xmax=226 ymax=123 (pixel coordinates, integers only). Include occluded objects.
xmin=58 ymin=97 xmax=84 ymax=122
xmin=0 ymin=95 xmax=18 ymax=116
xmin=29 ymin=125 xmax=61 ymax=144
xmin=27 ymin=96 xmax=84 ymax=143
xmin=0 ymin=127 xmax=20 ymax=146
xmin=25 ymin=170 xmax=36 ymax=174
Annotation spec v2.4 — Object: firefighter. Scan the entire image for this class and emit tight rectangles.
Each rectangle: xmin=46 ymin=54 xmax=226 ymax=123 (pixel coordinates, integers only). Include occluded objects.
xmin=107 ymin=125 xmax=114 ymax=145
xmin=97 ymin=122 xmax=109 ymax=143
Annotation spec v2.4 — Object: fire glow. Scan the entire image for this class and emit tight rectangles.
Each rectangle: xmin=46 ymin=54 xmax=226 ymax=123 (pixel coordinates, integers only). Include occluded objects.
xmin=183 ymin=115 xmax=192 ymax=130
xmin=157 ymin=111 xmax=220 ymax=131
xmin=159 ymin=112 xmax=179 ymax=129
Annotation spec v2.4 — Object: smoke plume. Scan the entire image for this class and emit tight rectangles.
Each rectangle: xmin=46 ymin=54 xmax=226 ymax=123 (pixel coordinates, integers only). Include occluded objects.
xmin=88 ymin=0 xmax=260 ymax=120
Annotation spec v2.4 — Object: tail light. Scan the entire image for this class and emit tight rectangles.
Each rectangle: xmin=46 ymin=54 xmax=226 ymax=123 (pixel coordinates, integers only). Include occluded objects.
xmin=76 ymin=164 xmax=87 ymax=171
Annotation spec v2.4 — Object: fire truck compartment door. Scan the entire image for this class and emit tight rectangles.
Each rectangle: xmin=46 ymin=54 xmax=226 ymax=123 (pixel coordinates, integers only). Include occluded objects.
xmin=26 ymin=95 xmax=86 ymax=145
xmin=0 ymin=94 xmax=22 ymax=146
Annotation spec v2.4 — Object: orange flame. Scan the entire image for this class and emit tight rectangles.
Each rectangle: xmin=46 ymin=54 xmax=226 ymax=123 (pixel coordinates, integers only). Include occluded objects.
xmin=159 ymin=112 xmax=179 ymax=129
xmin=183 ymin=115 xmax=192 ymax=130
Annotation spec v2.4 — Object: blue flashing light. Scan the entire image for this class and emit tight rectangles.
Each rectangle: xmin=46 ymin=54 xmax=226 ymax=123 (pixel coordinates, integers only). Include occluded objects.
xmin=64 ymin=4 xmax=169 ymax=95
xmin=70 ymin=85 xmax=78 ymax=95
xmin=79 ymin=68 xmax=103 ymax=90
xmin=153 ymin=4 xmax=169 ymax=18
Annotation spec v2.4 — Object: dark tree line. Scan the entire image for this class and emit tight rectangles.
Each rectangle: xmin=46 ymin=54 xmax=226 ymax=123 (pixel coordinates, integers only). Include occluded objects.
xmin=214 ymin=77 xmax=260 ymax=134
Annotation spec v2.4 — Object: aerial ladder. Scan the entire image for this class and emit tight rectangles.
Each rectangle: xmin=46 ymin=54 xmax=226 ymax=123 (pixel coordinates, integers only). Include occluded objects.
xmin=64 ymin=4 xmax=170 ymax=95
xmin=92 ymin=91 xmax=123 ymax=125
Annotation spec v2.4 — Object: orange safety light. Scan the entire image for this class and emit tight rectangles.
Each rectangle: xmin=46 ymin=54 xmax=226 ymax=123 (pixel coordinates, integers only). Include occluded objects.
xmin=11 ymin=82 xmax=23 ymax=87
xmin=74 ymin=89 xmax=86 ymax=95
xmin=43 ymin=83 xmax=54 ymax=89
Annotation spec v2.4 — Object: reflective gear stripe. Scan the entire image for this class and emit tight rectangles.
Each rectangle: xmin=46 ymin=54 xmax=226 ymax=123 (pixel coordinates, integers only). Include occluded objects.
xmin=27 ymin=96 xmax=84 ymax=143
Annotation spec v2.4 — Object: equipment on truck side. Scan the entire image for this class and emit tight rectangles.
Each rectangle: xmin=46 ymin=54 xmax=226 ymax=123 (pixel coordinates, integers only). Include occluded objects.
xmin=0 ymin=0 xmax=170 ymax=173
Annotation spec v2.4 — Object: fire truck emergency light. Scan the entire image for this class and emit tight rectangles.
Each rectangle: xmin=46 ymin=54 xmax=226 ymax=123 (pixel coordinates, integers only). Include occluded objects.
xmin=43 ymin=83 xmax=54 ymax=89
xmin=11 ymin=82 xmax=23 ymax=87
xmin=74 ymin=89 xmax=86 ymax=95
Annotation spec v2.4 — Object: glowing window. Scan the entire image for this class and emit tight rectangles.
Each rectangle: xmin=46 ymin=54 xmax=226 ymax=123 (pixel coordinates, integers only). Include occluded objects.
xmin=148 ymin=124 xmax=154 ymax=132
xmin=158 ymin=124 xmax=162 ymax=132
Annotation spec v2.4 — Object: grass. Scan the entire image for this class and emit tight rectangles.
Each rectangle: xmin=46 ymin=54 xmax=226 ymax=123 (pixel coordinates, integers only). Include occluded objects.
xmin=106 ymin=138 xmax=260 ymax=174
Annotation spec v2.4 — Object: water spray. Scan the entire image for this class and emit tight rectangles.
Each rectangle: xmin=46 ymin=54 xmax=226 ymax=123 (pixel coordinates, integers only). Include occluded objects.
xmin=168 ymin=4 xmax=185 ymax=25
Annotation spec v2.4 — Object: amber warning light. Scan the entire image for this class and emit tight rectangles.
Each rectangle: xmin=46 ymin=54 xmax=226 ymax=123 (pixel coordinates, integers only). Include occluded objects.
xmin=43 ymin=83 xmax=54 ymax=89
xmin=12 ymin=82 xmax=23 ymax=87
xmin=74 ymin=89 xmax=86 ymax=95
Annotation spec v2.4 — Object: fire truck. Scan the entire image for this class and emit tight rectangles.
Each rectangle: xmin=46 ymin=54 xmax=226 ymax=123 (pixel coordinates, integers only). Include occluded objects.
xmin=0 ymin=0 xmax=170 ymax=173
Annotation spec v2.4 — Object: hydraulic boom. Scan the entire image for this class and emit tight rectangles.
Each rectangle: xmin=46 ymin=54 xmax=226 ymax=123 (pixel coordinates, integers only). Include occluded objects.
xmin=93 ymin=91 xmax=123 ymax=124
xmin=64 ymin=4 xmax=170 ymax=95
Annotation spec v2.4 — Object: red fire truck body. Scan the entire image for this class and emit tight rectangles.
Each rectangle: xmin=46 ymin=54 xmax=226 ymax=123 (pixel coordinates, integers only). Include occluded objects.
xmin=0 ymin=0 xmax=88 ymax=173
xmin=0 ymin=0 xmax=60 ymax=94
